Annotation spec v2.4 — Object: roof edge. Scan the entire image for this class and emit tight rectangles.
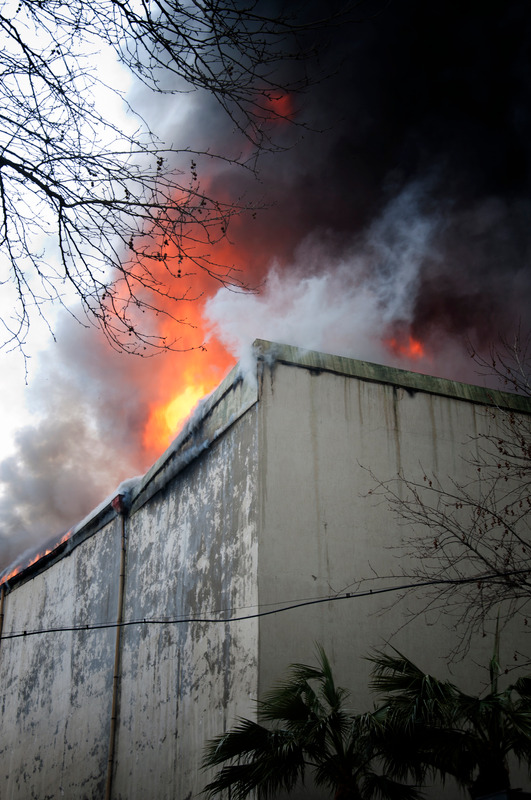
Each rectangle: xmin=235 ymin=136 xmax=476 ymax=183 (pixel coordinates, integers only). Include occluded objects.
xmin=253 ymin=340 xmax=531 ymax=413
xmin=129 ymin=360 xmax=258 ymax=514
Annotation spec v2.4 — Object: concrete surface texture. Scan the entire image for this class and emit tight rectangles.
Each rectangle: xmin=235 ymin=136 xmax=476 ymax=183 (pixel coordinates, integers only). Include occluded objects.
xmin=0 ymin=340 xmax=529 ymax=799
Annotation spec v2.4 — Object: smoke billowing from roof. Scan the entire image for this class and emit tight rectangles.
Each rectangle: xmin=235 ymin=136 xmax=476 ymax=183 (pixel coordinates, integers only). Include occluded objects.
xmin=202 ymin=0 xmax=531 ymax=353
xmin=1 ymin=0 xmax=530 ymax=570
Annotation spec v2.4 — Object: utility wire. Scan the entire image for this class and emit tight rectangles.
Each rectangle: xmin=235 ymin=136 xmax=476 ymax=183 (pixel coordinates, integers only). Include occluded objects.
xmin=1 ymin=571 xmax=528 ymax=642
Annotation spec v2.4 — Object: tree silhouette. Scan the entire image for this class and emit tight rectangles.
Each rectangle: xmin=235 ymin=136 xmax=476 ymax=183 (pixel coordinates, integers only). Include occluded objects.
xmin=202 ymin=645 xmax=419 ymax=800
xmin=370 ymin=636 xmax=531 ymax=798
xmin=0 ymin=0 xmax=351 ymax=356
xmin=366 ymin=333 xmax=531 ymax=656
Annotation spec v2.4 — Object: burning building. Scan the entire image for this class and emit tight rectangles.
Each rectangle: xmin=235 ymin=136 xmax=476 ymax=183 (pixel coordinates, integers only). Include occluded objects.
xmin=0 ymin=340 xmax=529 ymax=799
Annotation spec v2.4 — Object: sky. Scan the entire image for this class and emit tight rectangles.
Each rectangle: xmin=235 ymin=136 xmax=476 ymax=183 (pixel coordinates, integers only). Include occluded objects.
xmin=1 ymin=0 xmax=530 ymax=573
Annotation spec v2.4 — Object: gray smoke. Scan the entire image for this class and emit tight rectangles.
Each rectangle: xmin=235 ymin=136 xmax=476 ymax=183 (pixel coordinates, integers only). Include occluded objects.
xmin=2 ymin=0 xmax=531 ymax=571
xmin=0 ymin=316 xmax=158 ymax=571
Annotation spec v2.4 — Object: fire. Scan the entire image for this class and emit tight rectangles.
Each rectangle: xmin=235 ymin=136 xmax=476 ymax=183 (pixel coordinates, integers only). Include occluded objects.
xmin=160 ymin=385 xmax=207 ymax=434
xmin=135 ymin=195 xmax=268 ymax=457
xmin=142 ymin=340 xmax=235 ymax=454
xmin=137 ymin=257 xmax=239 ymax=456
xmin=123 ymin=93 xmax=299 ymax=458
xmin=386 ymin=333 xmax=426 ymax=361
xmin=262 ymin=91 xmax=295 ymax=121
xmin=1 ymin=530 xmax=70 ymax=586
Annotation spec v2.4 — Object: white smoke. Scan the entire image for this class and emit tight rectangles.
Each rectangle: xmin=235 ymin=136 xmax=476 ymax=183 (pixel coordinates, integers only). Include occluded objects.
xmin=205 ymin=182 xmax=441 ymax=373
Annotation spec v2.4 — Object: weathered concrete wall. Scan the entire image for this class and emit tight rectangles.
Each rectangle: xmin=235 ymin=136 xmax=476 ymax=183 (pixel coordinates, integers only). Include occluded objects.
xmin=255 ymin=348 xmax=530 ymax=797
xmin=0 ymin=367 xmax=260 ymax=800
xmin=112 ymin=405 xmax=259 ymax=800
xmin=0 ymin=341 xmax=528 ymax=799
xmin=0 ymin=517 xmax=121 ymax=799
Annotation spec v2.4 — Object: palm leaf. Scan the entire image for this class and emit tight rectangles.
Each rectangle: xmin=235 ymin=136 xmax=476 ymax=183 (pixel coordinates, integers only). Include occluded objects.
xmin=370 ymin=645 xmax=531 ymax=796
xmin=202 ymin=645 xmax=420 ymax=799
xmin=513 ymin=675 xmax=531 ymax=700
xmin=369 ymin=649 xmax=458 ymax=728
xmin=202 ymin=722 xmax=305 ymax=799
xmin=361 ymin=771 xmax=422 ymax=800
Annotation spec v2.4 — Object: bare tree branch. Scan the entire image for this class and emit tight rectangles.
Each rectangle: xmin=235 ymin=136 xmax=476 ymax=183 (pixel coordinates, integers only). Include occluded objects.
xmin=365 ymin=334 xmax=531 ymax=657
xmin=0 ymin=0 xmax=365 ymax=355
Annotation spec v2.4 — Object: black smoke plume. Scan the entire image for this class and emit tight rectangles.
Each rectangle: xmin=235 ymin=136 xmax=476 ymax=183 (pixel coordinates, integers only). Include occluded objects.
xmin=1 ymin=0 xmax=530 ymax=571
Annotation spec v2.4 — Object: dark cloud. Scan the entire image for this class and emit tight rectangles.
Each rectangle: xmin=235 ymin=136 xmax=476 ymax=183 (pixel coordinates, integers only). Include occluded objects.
xmin=0 ymin=316 xmax=157 ymax=571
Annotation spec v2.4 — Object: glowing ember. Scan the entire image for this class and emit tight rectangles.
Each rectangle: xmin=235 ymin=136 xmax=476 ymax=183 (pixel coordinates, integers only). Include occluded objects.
xmin=1 ymin=530 xmax=70 ymax=586
xmin=386 ymin=333 xmax=426 ymax=360
xmin=263 ymin=91 xmax=295 ymax=121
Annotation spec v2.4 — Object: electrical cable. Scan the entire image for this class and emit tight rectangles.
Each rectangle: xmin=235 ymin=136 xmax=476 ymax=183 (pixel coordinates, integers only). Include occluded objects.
xmin=1 ymin=570 xmax=529 ymax=642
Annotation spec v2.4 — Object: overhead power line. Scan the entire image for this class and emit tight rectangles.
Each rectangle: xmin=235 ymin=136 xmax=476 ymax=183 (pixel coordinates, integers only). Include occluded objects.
xmin=1 ymin=571 xmax=528 ymax=642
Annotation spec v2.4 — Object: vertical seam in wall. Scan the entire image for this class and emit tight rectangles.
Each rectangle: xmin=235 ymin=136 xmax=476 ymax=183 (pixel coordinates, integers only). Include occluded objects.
xmin=0 ymin=585 xmax=5 ymax=657
xmin=392 ymin=386 xmax=402 ymax=474
xmin=256 ymin=360 xmax=266 ymax=703
xmin=104 ymin=509 xmax=127 ymax=800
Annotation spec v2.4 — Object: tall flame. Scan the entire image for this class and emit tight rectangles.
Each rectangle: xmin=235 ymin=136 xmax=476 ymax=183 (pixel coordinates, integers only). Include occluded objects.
xmin=133 ymin=181 xmax=273 ymax=456
xmin=131 ymin=231 xmax=247 ymax=454
xmin=142 ymin=329 xmax=235 ymax=454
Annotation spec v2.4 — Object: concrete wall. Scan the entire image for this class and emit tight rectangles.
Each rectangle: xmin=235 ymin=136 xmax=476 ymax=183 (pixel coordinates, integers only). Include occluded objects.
xmin=257 ymin=356 xmax=505 ymax=698
xmin=253 ymin=344 xmax=529 ymax=798
xmin=113 ymin=405 xmax=260 ymax=800
xmin=0 ymin=517 xmax=120 ymax=798
xmin=0 ymin=367 xmax=260 ymax=800
xmin=0 ymin=341 xmax=529 ymax=799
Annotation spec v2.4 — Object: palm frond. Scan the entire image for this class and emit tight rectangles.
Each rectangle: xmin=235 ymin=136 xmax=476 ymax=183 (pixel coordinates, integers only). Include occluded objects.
xmin=361 ymin=770 xmax=422 ymax=800
xmin=202 ymin=757 xmax=303 ymax=800
xmin=513 ymin=675 xmax=531 ymax=700
xmin=202 ymin=645 xmax=417 ymax=799
xmin=202 ymin=723 xmax=305 ymax=799
xmin=370 ymin=645 xmax=531 ymax=796
xmin=369 ymin=649 xmax=458 ymax=728
xmin=202 ymin=718 xmax=275 ymax=766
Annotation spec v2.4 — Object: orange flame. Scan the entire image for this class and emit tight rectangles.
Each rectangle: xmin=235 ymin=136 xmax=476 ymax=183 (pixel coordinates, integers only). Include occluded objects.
xmin=1 ymin=530 xmax=71 ymax=586
xmin=142 ymin=331 xmax=235 ymax=453
xmin=262 ymin=91 xmax=295 ymax=121
xmin=117 ymin=91 xmax=299 ymax=459
xmin=386 ymin=333 xmax=426 ymax=360
xmin=130 ymin=191 xmax=270 ymax=457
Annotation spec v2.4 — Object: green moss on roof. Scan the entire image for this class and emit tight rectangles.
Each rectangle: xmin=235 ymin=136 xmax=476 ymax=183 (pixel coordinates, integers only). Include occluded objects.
xmin=253 ymin=340 xmax=531 ymax=414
